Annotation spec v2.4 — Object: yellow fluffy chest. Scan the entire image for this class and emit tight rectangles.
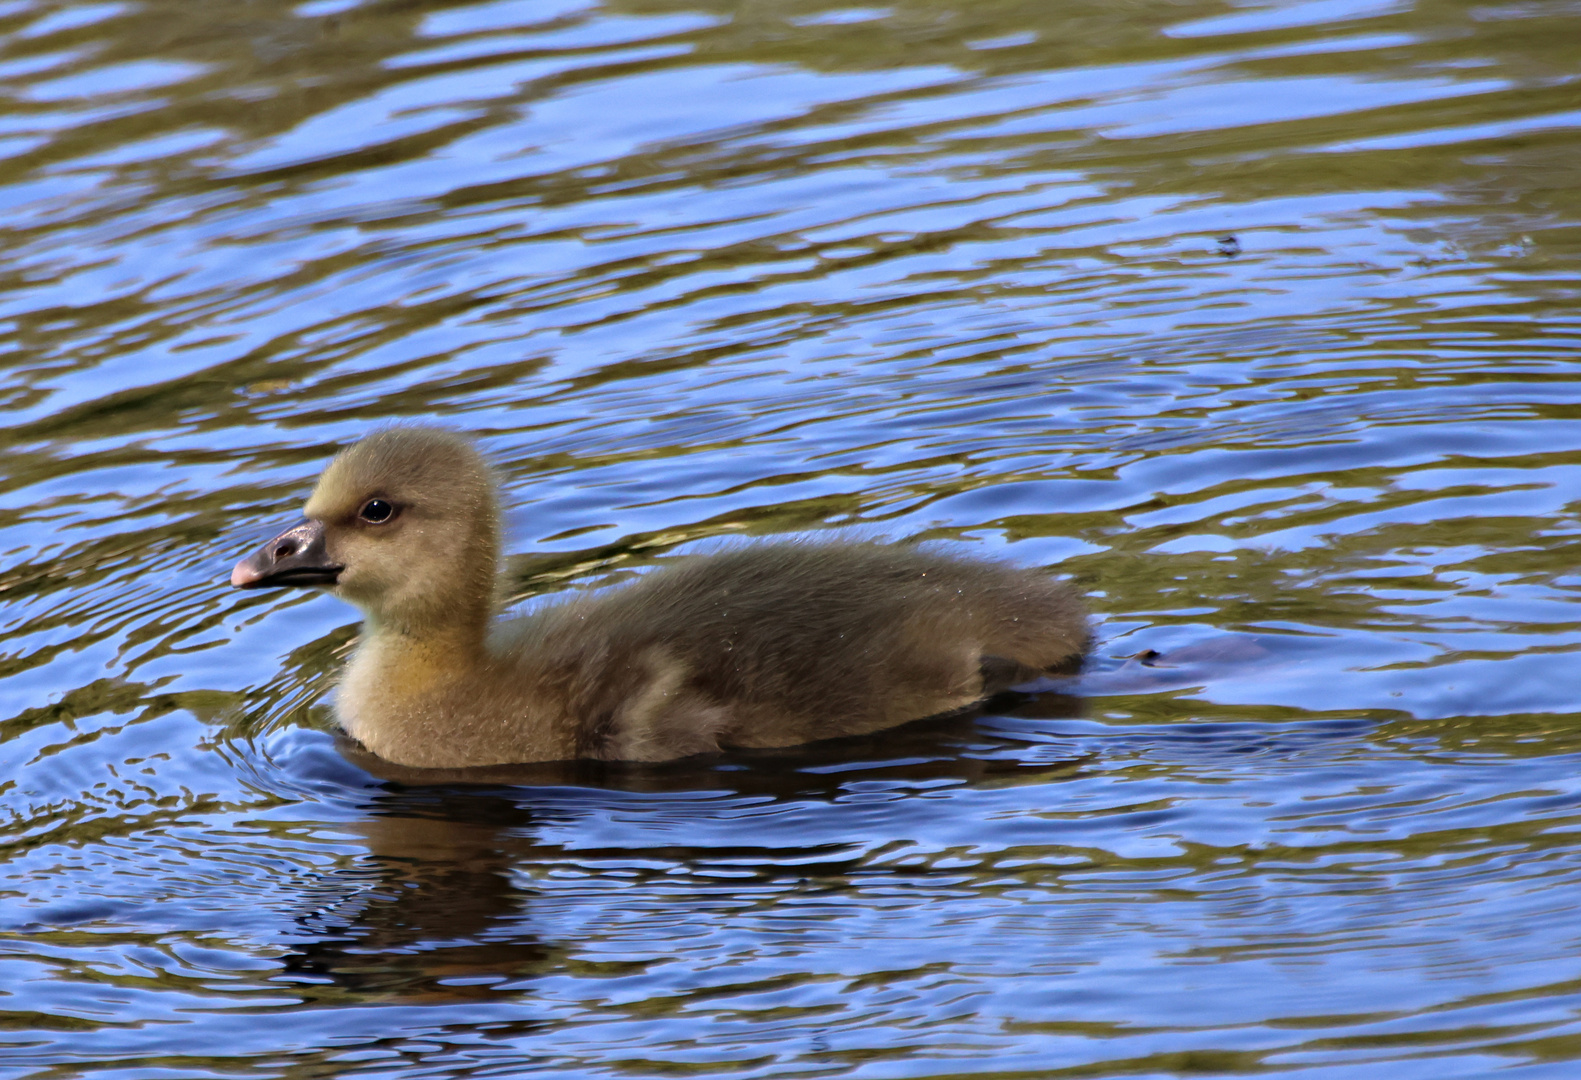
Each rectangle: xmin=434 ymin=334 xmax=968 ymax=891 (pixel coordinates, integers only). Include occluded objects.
xmin=335 ymin=635 xmax=455 ymax=745
xmin=332 ymin=631 xmax=578 ymax=767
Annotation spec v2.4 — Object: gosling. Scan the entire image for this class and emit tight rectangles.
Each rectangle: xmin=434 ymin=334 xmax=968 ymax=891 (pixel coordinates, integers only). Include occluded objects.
xmin=231 ymin=427 xmax=1089 ymax=768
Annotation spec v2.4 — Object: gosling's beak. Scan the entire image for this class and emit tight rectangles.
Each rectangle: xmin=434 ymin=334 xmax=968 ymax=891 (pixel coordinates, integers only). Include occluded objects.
xmin=231 ymin=520 xmax=343 ymax=589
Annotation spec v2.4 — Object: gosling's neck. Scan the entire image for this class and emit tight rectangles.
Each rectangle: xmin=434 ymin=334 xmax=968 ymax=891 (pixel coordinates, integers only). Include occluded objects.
xmin=364 ymin=606 xmax=490 ymax=670
xmin=335 ymin=588 xmax=497 ymax=753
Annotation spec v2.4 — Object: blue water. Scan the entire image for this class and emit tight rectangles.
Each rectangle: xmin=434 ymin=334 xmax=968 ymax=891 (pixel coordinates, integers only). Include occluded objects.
xmin=2 ymin=0 xmax=1581 ymax=1076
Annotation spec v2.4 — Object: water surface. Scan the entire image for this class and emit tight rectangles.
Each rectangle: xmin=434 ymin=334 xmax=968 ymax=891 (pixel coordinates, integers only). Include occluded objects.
xmin=2 ymin=0 xmax=1581 ymax=1076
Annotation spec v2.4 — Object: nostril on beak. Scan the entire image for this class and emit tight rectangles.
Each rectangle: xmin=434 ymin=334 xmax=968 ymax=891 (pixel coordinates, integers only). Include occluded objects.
xmin=273 ymin=540 xmax=298 ymax=561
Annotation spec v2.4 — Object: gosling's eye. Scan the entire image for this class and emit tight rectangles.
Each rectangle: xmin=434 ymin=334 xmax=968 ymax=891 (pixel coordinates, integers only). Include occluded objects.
xmin=358 ymin=498 xmax=396 ymax=524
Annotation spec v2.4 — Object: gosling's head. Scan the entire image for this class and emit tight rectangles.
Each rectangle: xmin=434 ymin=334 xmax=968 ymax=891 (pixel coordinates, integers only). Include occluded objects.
xmin=232 ymin=427 xmax=500 ymax=632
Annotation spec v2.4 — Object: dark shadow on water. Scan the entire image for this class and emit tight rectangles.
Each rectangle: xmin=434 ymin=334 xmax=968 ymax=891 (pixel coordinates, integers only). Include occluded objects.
xmin=280 ymin=806 xmax=559 ymax=1002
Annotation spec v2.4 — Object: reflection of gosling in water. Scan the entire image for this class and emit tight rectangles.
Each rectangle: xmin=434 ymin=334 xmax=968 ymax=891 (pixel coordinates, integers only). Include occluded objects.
xmin=232 ymin=427 xmax=1090 ymax=768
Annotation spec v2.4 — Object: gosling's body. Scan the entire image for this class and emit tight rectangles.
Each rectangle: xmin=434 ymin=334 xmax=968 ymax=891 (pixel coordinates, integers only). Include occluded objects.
xmin=342 ymin=544 xmax=1087 ymax=767
xmin=233 ymin=429 xmax=1089 ymax=768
